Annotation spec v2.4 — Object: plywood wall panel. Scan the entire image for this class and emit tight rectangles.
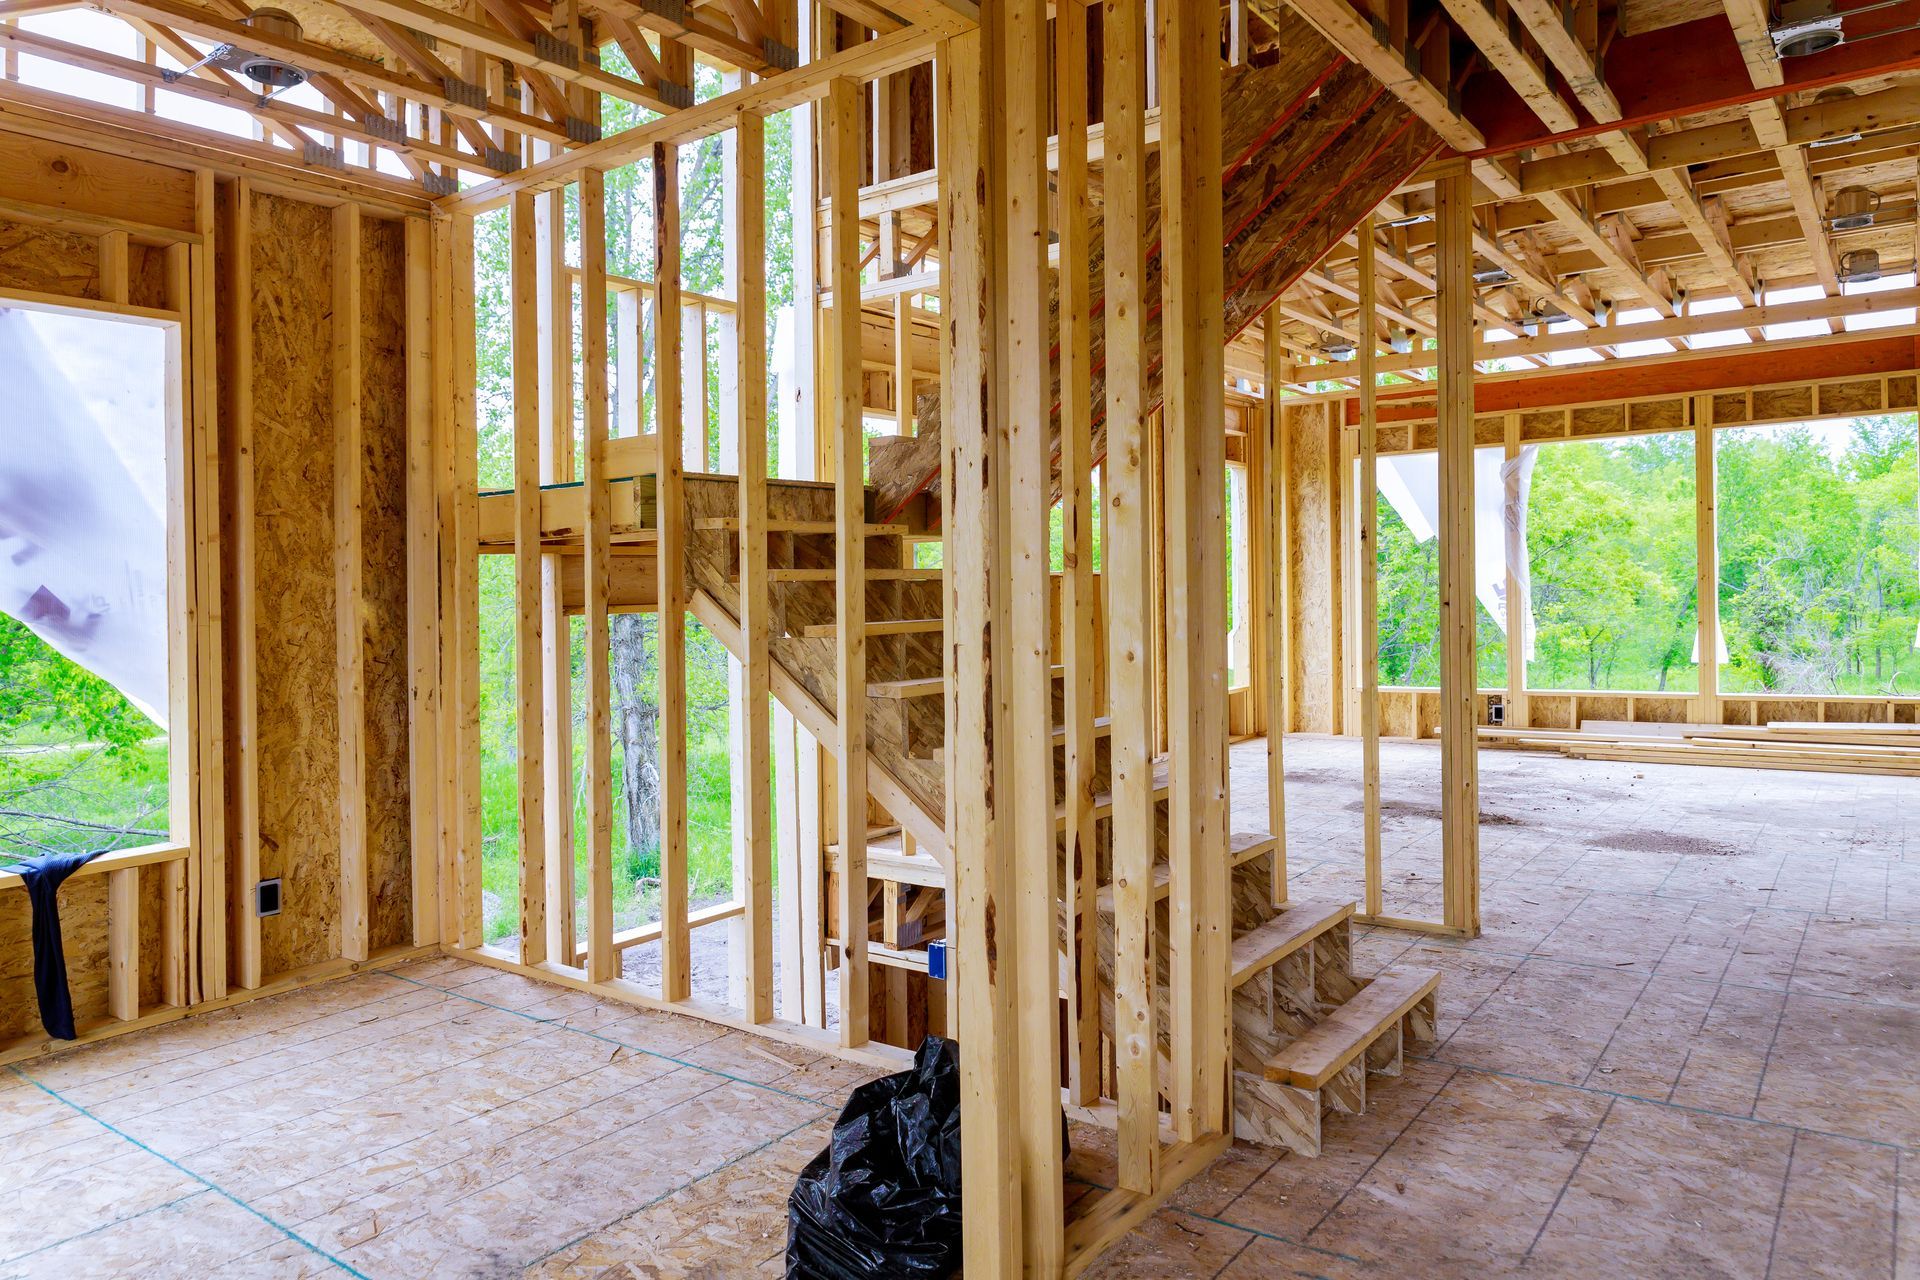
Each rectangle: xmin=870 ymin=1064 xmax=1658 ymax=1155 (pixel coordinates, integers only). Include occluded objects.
xmin=1284 ymin=402 xmax=1337 ymax=734
xmin=360 ymin=214 xmax=413 ymax=952
xmin=0 ymin=220 xmax=99 ymax=299
xmin=250 ymin=191 xmax=341 ymax=977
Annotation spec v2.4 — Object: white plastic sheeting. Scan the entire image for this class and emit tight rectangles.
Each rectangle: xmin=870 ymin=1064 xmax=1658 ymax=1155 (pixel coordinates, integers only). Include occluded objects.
xmin=1375 ymin=444 xmax=1538 ymax=658
xmin=0 ymin=307 xmax=171 ymax=727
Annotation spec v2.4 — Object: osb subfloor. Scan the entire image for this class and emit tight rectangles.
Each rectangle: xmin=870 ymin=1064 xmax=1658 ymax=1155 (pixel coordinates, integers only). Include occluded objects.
xmin=2 ymin=735 xmax=1915 ymax=1278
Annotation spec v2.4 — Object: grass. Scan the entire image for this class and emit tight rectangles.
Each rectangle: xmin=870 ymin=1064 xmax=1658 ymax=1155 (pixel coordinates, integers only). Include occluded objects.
xmin=478 ymin=730 xmax=742 ymax=944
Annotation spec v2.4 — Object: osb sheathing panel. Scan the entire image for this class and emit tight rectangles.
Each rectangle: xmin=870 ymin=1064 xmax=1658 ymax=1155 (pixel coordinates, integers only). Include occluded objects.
xmin=1712 ymin=392 xmax=1749 ymax=423
xmin=0 ymin=864 xmax=166 ymax=1042
xmin=251 ymin=191 xmax=341 ymax=976
xmin=1889 ymin=375 xmax=1916 ymax=408
xmin=360 ymin=214 xmax=413 ymax=952
xmin=1752 ymin=385 xmax=1815 ymax=421
xmin=1627 ymin=398 xmax=1685 ymax=434
xmin=1284 ymin=402 xmax=1337 ymax=734
xmin=1570 ymin=404 xmax=1625 ymax=437
xmin=1817 ymin=379 xmax=1884 ymax=416
xmin=0 ymin=219 xmax=99 ymax=299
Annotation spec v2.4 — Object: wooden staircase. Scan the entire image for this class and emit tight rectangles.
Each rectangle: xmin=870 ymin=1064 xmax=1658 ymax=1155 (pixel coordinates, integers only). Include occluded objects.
xmin=680 ymin=471 xmax=1439 ymax=1157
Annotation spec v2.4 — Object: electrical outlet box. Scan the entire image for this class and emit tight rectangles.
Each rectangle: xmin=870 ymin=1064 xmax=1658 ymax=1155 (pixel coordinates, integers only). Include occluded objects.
xmin=256 ymin=878 xmax=282 ymax=917
xmin=1487 ymin=696 xmax=1505 ymax=726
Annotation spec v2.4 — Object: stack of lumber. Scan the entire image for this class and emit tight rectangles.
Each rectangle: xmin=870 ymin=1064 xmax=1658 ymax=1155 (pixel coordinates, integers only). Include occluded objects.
xmin=1478 ymin=721 xmax=1920 ymax=777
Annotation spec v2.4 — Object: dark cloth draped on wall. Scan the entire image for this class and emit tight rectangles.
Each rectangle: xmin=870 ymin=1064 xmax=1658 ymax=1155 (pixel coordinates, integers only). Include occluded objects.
xmin=16 ymin=850 xmax=107 ymax=1039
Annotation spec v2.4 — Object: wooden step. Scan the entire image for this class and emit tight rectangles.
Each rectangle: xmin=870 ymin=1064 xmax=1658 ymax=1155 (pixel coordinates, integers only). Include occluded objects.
xmin=695 ymin=517 xmax=909 ymax=536
xmin=1230 ymin=899 xmax=1353 ymax=988
xmin=1095 ymin=825 xmax=1267 ymax=909
xmin=925 ymin=716 xmax=1113 ymax=767
xmin=798 ymin=617 xmax=943 ymax=638
xmin=867 ymin=567 xmax=943 ymax=581
xmin=1263 ymin=967 xmax=1441 ymax=1090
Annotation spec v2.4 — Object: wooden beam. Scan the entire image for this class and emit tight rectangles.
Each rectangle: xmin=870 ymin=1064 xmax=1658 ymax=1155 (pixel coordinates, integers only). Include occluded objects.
xmin=535 ymin=181 xmax=577 ymax=966
xmin=1356 ymin=216 xmax=1382 ymax=920
xmin=403 ymin=215 xmax=441 ymax=949
xmin=582 ymin=168 xmax=617 ymax=983
xmin=510 ymin=190 xmax=548 ymax=967
xmin=221 ymin=179 xmax=261 ymax=988
xmin=1435 ymin=172 xmax=1480 ymax=938
xmin=828 ymin=76 xmax=869 ymax=1047
xmin=1261 ymin=316 xmax=1289 ymax=911
xmin=1161 ymin=0 xmax=1229 ymax=1145
xmin=106 ymin=866 xmax=139 ymax=1021
xmin=1056 ymin=0 xmax=1099 ymax=1114
xmin=1694 ymin=396 xmax=1721 ymax=723
xmin=333 ymin=201 xmax=368 ymax=964
xmin=736 ymin=108 xmax=774 ymax=1025
xmin=655 ymin=136 xmax=692 ymax=1003
xmin=1000 ymin=0 xmax=1064 ymax=1260
xmin=1277 ymin=0 xmax=1485 ymax=151
xmin=442 ymin=22 xmax=952 ymax=212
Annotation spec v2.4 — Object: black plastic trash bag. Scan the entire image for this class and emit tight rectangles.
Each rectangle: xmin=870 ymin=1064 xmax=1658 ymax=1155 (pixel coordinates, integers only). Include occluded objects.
xmin=786 ymin=1035 xmax=964 ymax=1279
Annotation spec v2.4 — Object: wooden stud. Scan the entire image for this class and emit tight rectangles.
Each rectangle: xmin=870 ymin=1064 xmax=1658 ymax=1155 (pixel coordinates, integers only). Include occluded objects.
xmin=941 ymin=25 xmax=1025 ymax=1273
xmin=582 ymin=168 xmax=617 ymax=984
xmin=452 ymin=212 xmax=484 ymax=950
xmin=1161 ymin=0 xmax=1229 ymax=1144
xmin=403 ymin=215 xmax=441 ymax=949
xmin=188 ymin=168 xmax=221 ymax=1006
xmin=654 ymin=138 xmax=692 ymax=1003
xmin=827 ymin=76 xmax=869 ymax=1047
xmin=1261 ymin=319 xmax=1289 ymax=907
xmin=222 ymin=179 xmax=262 ymax=988
xmin=106 ymin=866 xmax=139 ymax=1022
xmin=993 ymin=0 xmax=1066 ymax=1259
xmin=1502 ymin=412 xmax=1529 ymax=732
xmin=535 ymin=183 xmax=577 ymax=966
xmin=1056 ymin=0 xmax=1098 ymax=1112
xmin=1357 ymin=216 xmax=1383 ymax=919
xmin=736 ymin=108 xmax=774 ymax=1024
xmin=1694 ymin=395 xmax=1721 ymax=724
xmin=1435 ymin=173 xmax=1481 ymax=938
xmin=1103 ymin=0 xmax=1158 ymax=1197
xmin=510 ymin=190 xmax=548 ymax=966
xmin=333 ymin=200 xmax=368 ymax=964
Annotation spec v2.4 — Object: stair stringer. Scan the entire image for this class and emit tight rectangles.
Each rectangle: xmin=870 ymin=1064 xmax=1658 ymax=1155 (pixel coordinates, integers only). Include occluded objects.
xmin=680 ymin=474 xmax=952 ymax=871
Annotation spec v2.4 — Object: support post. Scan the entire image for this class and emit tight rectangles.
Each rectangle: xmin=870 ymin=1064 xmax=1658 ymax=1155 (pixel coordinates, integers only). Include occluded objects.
xmin=1694 ymin=396 xmax=1721 ymax=724
xmin=736 ymin=108 xmax=774 ymax=1023
xmin=1503 ymin=412 xmax=1528 ymax=730
xmin=1056 ymin=0 xmax=1099 ymax=1110
xmin=1105 ymin=0 xmax=1159 ymax=1194
xmin=333 ymin=200 xmax=368 ymax=964
xmin=827 ymin=76 xmax=869 ymax=1047
xmin=536 ymin=180 xmax=577 ymax=966
xmin=509 ymin=190 xmax=548 ymax=966
xmin=942 ymin=25 xmax=1025 ymax=1273
xmin=1357 ymin=216 xmax=1382 ymax=919
xmin=403 ymin=216 xmax=442 ymax=949
xmin=1435 ymin=172 xmax=1481 ymax=938
xmin=1262 ymin=320 xmax=1288 ymax=906
xmin=1161 ymin=0 xmax=1229 ymax=1143
xmin=655 ymin=139 xmax=692 ymax=1002
xmin=582 ymin=170 xmax=616 ymax=984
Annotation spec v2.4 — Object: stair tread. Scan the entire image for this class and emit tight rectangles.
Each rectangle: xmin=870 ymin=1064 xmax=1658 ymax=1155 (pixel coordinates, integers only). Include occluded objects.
xmin=1096 ymin=827 xmax=1273 ymax=909
xmin=1231 ymin=899 xmax=1354 ymax=988
xmin=1263 ymin=966 xmax=1441 ymax=1090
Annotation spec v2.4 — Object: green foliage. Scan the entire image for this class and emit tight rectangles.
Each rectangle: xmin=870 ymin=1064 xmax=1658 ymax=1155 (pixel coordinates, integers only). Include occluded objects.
xmin=1374 ymin=498 xmax=1509 ymax=688
xmin=470 ymin=85 xmax=798 ymax=942
xmin=0 ymin=615 xmax=168 ymax=860
xmin=1373 ymin=417 xmax=1920 ymax=696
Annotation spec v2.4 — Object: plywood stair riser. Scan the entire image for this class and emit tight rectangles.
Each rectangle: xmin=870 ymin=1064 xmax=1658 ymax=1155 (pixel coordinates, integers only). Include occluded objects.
xmin=678 ymin=470 xmax=1440 ymax=1160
